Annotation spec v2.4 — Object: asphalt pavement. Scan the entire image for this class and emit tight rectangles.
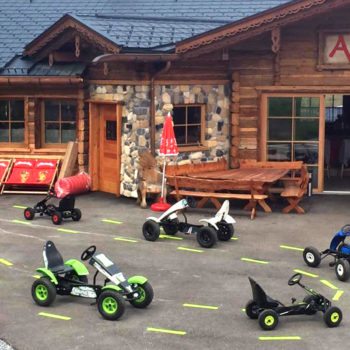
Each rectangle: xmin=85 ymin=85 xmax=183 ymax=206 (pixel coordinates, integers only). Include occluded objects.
xmin=0 ymin=192 xmax=349 ymax=350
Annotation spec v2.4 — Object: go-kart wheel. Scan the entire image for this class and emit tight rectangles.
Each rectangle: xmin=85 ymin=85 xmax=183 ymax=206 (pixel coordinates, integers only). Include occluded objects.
xmin=31 ymin=277 xmax=56 ymax=307
xmin=303 ymin=246 xmax=321 ymax=267
xmin=81 ymin=245 xmax=96 ymax=261
xmin=64 ymin=271 xmax=88 ymax=283
xmin=258 ymin=309 xmax=279 ymax=331
xmin=302 ymin=295 xmax=318 ymax=315
xmin=288 ymin=273 xmax=302 ymax=286
xmin=51 ymin=211 xmax=62 ymax=225
xmin=217 ymin=222 xmax=234 ymax=241
xmin=335 ymin=259 xmax=350 ymax=282
xmin=97 ymin=290 xmax=125 ymax=321
xmin=71 ymin=208 xmax=82 ymax=221
xmin=324 ymin=306 xmax=342 ymax=328
xmin=245 ymin=300 xmax=259 ymax=319
xmin=24 ymin=207 xmax=35 ymax=220
xmin=197 ymin=226 xmax=217 ymax=248
xmin=129 ymin=282 xmax=154 ymax=309
xmin=142 ymin=220 xmax=160 ymax=241
xmin=162 ymin=219 xmax=179 ymax=235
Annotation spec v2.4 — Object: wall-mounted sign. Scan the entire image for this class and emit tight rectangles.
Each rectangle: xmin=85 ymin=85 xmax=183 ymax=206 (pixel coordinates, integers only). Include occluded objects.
xmin=319 ymin=31 xmax=350 ymax=69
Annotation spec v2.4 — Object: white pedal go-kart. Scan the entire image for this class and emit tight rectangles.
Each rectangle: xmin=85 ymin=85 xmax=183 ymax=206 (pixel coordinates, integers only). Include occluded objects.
xmin=142 ymin=199 xmax=236 ymax=248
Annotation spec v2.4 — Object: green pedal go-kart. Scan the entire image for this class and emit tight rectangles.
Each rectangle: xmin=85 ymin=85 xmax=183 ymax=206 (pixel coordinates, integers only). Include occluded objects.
xmin=245 ymin=273 xmax=342 ymax=330
xmin=31 ymin=241 xmax=154 ymax=320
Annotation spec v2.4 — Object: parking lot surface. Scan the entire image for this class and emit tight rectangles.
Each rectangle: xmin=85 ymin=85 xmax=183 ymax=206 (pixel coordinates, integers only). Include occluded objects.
xmin=0 ymin=193 xmax=349 ymax=350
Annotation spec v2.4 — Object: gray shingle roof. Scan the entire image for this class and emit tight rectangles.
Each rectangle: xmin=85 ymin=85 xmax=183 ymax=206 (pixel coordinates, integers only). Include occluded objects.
xmin=0 ymin=0 xmax=292 ymax=75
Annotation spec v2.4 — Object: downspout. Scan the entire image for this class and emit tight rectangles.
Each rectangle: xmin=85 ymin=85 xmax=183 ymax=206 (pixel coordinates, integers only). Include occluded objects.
xmin=150 ymin=61 xmax=172 ymax=155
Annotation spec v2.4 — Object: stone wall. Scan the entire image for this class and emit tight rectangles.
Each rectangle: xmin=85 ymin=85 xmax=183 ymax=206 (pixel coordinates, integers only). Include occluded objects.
xmin=90 ymin=83 xmax=230 ymax=198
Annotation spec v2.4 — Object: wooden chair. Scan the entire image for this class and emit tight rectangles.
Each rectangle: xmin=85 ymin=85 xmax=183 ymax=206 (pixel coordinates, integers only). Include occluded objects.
xmin=280 ymin=165 xmax=309 ymax=214
xmin=137 ymin=151 xmax=162 ymax=208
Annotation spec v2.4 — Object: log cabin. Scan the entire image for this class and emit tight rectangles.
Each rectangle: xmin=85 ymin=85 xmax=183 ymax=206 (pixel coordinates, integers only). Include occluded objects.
xmin=1 ymin=0 xmax=350 ymax=196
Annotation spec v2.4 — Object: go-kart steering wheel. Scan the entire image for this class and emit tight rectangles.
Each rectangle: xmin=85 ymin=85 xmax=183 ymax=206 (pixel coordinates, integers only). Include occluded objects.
xmin=288 ymin=273 xmax=302 ymax=286
xmin=81 ymin=245 xmax=96 ymax=261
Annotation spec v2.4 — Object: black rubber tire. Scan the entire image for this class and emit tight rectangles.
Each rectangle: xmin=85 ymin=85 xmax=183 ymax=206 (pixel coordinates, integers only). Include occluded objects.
xmin=24 ymin=207 xmax=35 ymax=220
xmin=64 ymin=271 xmax=88 ymax=283
xmin=303 ymin=246 xmax=321 ymax=267
xmin=142 ymin=220 xmax=160 ymax=241
xmin=162 ymin=219 xmax=179 ymax=235
xmin=302 ymin=295 xmax=318 ymax=315
xmin=51 ymin=211 xmax=63 ymax=225
xmin=196 ymin=226 xmax=217 ymax=248
xmin=324 ymin=306 xmax=342 ymax=328
xmin=245 ymin=300 xmax=259 ymax=319
xmin=71 ymin=208 xmax=82 ymax=221
xmin=129 ymin=282 xmax=154 ymax=309
xmin=258 ymin=309 xmax=279 ymax=331
xmin=97 ymin=290 xmax=125 ymax=321
xmin=31 ymin=277 xmax=56 ymax=307
xmin=217 ymin=222 xmax=234 ymax=241
xmin=335 ymin=259 xmax=350 ymax=282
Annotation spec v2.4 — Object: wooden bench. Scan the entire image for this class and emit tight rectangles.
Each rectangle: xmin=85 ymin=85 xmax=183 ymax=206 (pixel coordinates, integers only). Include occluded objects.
xmin=167 ymin=175 xmax=268 ymax=219
xmin=280 ymin=164 xmax=309 ymax=214
xmin=166 ymin=157 xmax=228 ymax=177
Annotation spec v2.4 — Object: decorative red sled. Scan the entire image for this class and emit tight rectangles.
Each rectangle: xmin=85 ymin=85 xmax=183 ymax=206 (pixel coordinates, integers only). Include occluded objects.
xmin=1 ymin=159 xmax=60 ymax=194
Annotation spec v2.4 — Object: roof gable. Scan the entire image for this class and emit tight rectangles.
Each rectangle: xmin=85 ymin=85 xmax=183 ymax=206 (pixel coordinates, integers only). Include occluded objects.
xmin=24 ymin=14 xmax=120 ymax=58
xmin=176 ymin=0 xmax=350 ymax=57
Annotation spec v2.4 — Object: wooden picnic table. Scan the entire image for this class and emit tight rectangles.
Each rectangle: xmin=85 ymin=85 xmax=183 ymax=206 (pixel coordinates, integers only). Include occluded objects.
xmin=189 ymin=168 xmax=289 ymax=213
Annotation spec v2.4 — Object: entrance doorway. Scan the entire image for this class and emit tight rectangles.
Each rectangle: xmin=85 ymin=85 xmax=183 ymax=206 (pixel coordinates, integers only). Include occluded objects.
xmin=325 ymin=94 xmax=350 ymax=191
xmin=89 ymin=102 xmax=122 ymax=196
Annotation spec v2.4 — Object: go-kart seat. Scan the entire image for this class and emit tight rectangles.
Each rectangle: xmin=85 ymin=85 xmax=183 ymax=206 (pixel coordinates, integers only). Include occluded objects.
xmin=43 ymin=241 xmax=73 ymax=274
xmin=58 ymin=195 xmax=75 ymax=211
xmin=249 ymin=277 xmax=281 ymax=308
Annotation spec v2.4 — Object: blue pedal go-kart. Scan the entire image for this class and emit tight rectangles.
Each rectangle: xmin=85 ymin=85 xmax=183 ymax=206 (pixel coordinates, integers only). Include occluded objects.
xmin=303 ymin=224 xmax=350 ymax=281
xmin=31 ymin=241 xmax=154 ymax=320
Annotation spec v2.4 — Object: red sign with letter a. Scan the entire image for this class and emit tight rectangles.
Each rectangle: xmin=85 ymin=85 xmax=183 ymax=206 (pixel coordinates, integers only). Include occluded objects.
xmin=325 ymin=34 xmax=350 ymax=64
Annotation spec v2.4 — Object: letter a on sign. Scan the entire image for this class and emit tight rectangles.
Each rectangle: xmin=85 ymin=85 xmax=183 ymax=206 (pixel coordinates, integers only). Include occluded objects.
xmin=329 ymin=35 xmax=350 ymax=61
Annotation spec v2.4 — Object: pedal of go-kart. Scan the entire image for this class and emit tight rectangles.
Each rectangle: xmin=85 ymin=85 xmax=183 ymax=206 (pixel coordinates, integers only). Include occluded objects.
xmin=291 ymin=297 xmax=296 ymax=304
xmin=329 ymin=261 xmax=336 ymax=267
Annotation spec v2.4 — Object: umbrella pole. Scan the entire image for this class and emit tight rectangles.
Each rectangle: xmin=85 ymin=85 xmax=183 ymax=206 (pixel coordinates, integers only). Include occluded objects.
xmin=161 ymin=157 xmax=166 ymax=201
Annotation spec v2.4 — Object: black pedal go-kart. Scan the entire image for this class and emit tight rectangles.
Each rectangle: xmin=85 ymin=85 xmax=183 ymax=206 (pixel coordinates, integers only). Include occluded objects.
xmin=31 ymin=241 xmax=153 ymax=320
xmin=303 ymin=224 xmax=350 ymax=281
xmin=245 ymin=273 xmax=342 ymax=330
xmin=24 ymin=191 xmax=81 ymax=225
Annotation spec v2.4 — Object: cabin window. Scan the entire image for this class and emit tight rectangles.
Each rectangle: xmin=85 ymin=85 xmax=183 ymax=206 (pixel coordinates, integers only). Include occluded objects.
xmin=0 ymin=100 xmax=25 ymax=144
xmin=42 ymin=100 xmax=77 ymax=146
xmin=173 ymin=105 xmax=205 ymax=148
xmin=266 ymin=96 xmax=320 ymax=187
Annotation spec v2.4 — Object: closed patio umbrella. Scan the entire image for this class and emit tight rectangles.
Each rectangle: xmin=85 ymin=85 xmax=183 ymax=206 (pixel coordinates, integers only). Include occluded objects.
xmin=151 ymin=112 xmax=178 ymax=211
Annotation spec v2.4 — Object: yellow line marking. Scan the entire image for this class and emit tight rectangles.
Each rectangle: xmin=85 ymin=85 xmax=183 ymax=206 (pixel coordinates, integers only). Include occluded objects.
xmin=231 ymin=237 xmax=239 ymax=240
xmin=159 ymin=234 xmax=183 ymax=240
xmin=259 ymin=336 xmax=301 ymax=341
xmin=12 ymin=219 xmax=31 ymax=225
xmin=13 ymin=205 xmax=27 ymax=209
xmin=241 ymin=308 xmax=246 ymax=312
xmin=183 ymin=303 xmax=219 ymax=310
xmin=101 ymin=219 xmax=122 ymax=225
xmin=293 ymin=269 xmax=318 ymax=278
xmin=280 ymin=245 xmax=304 ymax=252
xmin=333 ymin=290 xmax=344 ymax=301
xmin=57 ymin=228 xmax=80 ymax=234
xmin=320 ymin=279 xmax=338 ymax=290
xmin=113 ymin=237 xmax=138 ymax=243
xmin=32 ymin=274 xmax=41 ymax=279
xmin=0 ymin=258 xmax=13 ymax=266
xmin=177 ymin=247 xmax=204 ymax=253
xmin=147 ymin=327 xmax=186 ymax=336
xmin=38 ymin=312 xmax=71 ymax=320
xmin=241 ymin=257 xmax=269 ymax=265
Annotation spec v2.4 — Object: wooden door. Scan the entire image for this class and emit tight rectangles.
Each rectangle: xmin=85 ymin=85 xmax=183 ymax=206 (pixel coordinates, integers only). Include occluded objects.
xmin=89 ymin=103 xmax=121 ymax=196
